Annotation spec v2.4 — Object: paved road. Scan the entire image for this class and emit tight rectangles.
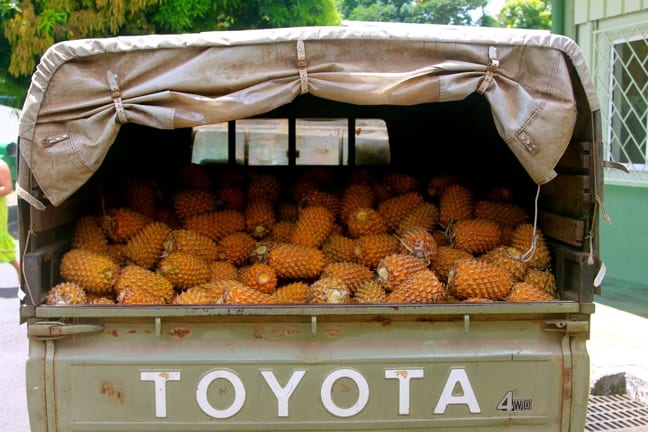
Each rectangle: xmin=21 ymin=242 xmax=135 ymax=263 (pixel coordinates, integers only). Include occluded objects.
xmin=0 ymin=194 xmax=29 ymax=431
xmin=0 ymin=294 xmax=30 ymax=432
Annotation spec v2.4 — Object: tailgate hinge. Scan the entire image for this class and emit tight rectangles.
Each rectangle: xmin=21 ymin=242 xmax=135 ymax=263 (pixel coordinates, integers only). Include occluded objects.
xmin=544 ymin=320 xmax=589 ymax=334
xmin=28 ymin=321 xmax=104 ymax=340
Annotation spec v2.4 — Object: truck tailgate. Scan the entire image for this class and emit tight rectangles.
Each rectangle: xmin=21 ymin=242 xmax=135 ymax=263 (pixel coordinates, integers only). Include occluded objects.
xmin=26 ymin=304 xmax=590 ymax=431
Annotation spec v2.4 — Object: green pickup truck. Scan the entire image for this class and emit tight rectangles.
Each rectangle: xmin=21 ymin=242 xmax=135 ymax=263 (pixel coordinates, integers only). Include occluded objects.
xmin=17 ymin=23 xmax=602 ymax=431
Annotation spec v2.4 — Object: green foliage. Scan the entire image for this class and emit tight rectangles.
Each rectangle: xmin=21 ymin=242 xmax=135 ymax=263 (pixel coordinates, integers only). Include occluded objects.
xmin=498 ymin=0 xmax=551 ymax=29
xmin=342 ymin=0 xmax=487 ymax=25
xmin=150 ymin=0 xmax=212 ymax=33
xmin=348 ymin=3 xmax=399 ymax=22
xmin=0 ymin=0 xmax=340 ymax=107
xmin=38 ymin=8 xmax=68 ymax=34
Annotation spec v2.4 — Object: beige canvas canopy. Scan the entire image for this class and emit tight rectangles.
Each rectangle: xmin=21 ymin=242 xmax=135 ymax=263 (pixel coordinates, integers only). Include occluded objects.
xmin=17 ymin=22 xmax=599 ymax=207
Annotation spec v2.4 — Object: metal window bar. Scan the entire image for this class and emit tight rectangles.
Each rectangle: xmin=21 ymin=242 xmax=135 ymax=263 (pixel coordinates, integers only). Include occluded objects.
xmin=593 ymin=23 xmax=648 ymax=177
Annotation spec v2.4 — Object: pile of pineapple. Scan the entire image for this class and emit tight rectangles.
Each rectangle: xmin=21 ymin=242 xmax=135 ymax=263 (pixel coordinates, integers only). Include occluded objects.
xmin=46 ymin=164 xmax=558 ymax=306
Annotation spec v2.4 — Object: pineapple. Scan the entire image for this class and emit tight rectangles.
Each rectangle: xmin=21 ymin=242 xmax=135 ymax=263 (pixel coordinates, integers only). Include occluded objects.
xmin=321 ymin=262 xmax=374 ymax=294
xmin=223 ymin=282 xmax=278 ymax=305
xmin=273 ymin=282 xmax=309 ymax=304
xmin=269 ymin=221 xmax=295 ymax=243
xmin=184 ymin=210 xmax=245 ymax=242
xmin=292 ymin=179 xmax=318 ymax=202
xmin=60 ymin=248 xmax=119 ymax=294
xmin=102 ymin=208 xmax=152 ymax=243
xmin=173 ymin=281 xmax=226 ymax=305
xmin=396 ymin=202 xmax=440 ymax=235
xmin=480 ymin=246 xmax=529 ymax=281
xmin=341 ymin=184 xmax=375 ymax=221
xmin=248 ymin=173 xmax=281 ymax=201
xmin=164 ymin=229 xmax=220 ymax=262
xmin=439 ymin=184 xmax=473 ymax=227
xmin=300 ymin=190 xmax=341 ymax=219
xmin=354 ymin=280 xmax=387 ymax=304
xmin=267 ymin=243 xmax=326 ymax=279
xmin=71 ymin=215 xmax=109 ymax=254
xmin=245 ymin=199 xmax=276 ymax=239
xmin=239 ymin=263 xmax=278 ymax=294
xmin=429 ymin=246 xmax=473 ymax=283
xmin=377 ymin=192 xmax=424 ymax=231
xmin=291 ymin=206 xmax=335 ymax=248
xmin=305 ymin=278 xmax=350 ymax=304
xmin=87 ymin=295 xmax=116 ymax=305
xmin=507 ymin=282 xmax=556 ymax=302
xmin=511 ymin=224 xmax=552 ymax=270
xmin=353 ymin=233 xmax=400 ymax=269
xmin=121 ymin=177 xmax=159 ymax=218
xmin=155 ymin=206 xmax=182 ymax=230
xmin=376 ymin=254 xmax=428 ymax=292
xmin=217 ymin=231 xmax=256 ymax=266
xmin=371 ymin=181 xmax=392 ymax=204
xmin=172 ymin=188 xmax=217 ymax=221
xmin=383 ymin=172 xmax=419 ymax=195
xmin=105 ymin=244 xmax=127 ymax=266
xmin=124 ymin=221 xmax=172 ymax=269
xmin=209 ymin=261 xmax=240 ymax=282
xmin=451 ymin=218 xmax=502 ymax=254
xmin=346 ymin=208 xmax=387 ymax=238
xmin=474 ymin=200 xmax=528 ymax=228
xmin=277 ymin=201 xmax=299 ymax=222
xmin=115 ymin=265 xmax=175 ymax=304
xmin=176 ymin=163 xmax=213 ymax=190
xmin=447 ymin=259 xmax=514 ymax=301
xmin=397 ymin=226 xmax=438 ymax=261
xmin=385 ymin=269 xmax=446 ymax=303
xmin=321 ymin=234 xmax=357 ymax=263
xmin=117 ymin=287 xmax=165 ymax=305
xmin=524 ymin=268 xmax=557 ymax=296
xmin=248 ymin=242 xmax=275 ymax=264
xmin=216 ymin=184 xmax=246 ymax=212
xmin=158 ymin=252 xmax=211 ymax=290
xmin=426 ymin=174 xmax=462 ymax=200
xmin=46 ymin=282 xmax=88 ymax=305
xmin=484 ymin=185 xmax=515 ymax=203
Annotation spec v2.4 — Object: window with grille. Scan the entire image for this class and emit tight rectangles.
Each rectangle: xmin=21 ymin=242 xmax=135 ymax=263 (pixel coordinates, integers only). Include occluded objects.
xmin=594 ymin=23 xmax=648 ymax=185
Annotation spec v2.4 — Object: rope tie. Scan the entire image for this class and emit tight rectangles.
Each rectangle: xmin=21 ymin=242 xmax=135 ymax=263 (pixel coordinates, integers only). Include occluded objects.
xmin=477 ymin=46 xmax=499 ymax=95
xmin=521 ymin=184 xmax=541 ymax=263
xmin=296 ymin=40 xmax=309 ymax=94
xmin=15 ymin=183 xmax=46 ymax=211
xmin=107 ymin=71 xmax=128 ymax=124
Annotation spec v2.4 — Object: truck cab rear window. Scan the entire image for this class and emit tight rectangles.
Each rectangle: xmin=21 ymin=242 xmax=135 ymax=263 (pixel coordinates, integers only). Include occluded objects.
xmin=191 ymin=118 xmax=389 ymax=166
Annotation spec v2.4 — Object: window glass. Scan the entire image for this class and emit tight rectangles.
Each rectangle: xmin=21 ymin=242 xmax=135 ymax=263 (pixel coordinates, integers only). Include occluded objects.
xmin=192 ymin=118 xmax=389 ymax=166
xmin=355 ymin=118 xmax=390 ymax=165
xmin=609 ymin=37 xmax=647 ymax=168
xmin=296 ymin=119 xmax=347 ymax=165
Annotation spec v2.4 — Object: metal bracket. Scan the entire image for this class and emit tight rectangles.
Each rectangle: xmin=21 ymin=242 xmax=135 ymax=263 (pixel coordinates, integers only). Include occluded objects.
xmin=28 ymin=321 xmax=103 ymax=340
xmin=544 ymin=320 xmax=589 ymax=334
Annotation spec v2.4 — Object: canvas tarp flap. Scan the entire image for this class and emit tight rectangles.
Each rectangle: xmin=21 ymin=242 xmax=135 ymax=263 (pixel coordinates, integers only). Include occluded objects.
xmin=18 ymin=24 xmax=599 ymax=207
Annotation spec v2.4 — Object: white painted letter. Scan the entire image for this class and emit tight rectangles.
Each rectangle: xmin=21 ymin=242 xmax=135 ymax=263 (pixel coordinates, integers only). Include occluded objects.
xmin=434 ymin=368 xmax=481 ymax=414
xmin=385 ymin=369 xmax=424 ymax=415
xmin=321 ymin=368 xmax=369 ymax=418
xmin=196 ymin=369 xmax=246 ymax=419
xmin=140 ymin=371 xmax=181 ymax=418
xmin=261 ymin=370 xmax=307 ymax=417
